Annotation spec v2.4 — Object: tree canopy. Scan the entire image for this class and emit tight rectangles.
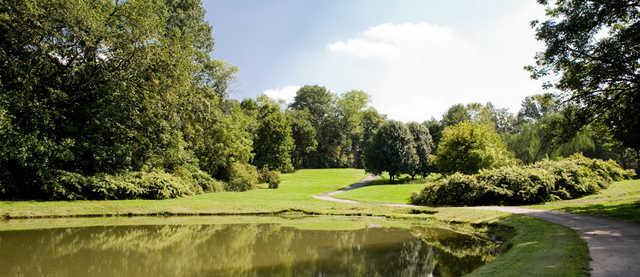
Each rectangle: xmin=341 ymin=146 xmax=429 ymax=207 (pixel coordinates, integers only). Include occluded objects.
xmin=0 ymin=0 xmax=249 ymax=198
xmin=528 ymin=0 xmax=640 ymax=149
xmin=365 ymin=121 xmax=418 ymax=181
xmin=407 ymin=122 xmax=434 ymax=178
xmin=251 ymin=96 xmax=294 ymax=172
xmin=435 ymin=122 xmax=514 ymax=174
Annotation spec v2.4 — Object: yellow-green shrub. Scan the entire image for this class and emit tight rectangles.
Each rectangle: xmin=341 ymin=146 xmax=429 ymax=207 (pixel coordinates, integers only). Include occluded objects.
xmin=411 ymin=155 xmax=634 ymax=206
xmin=44 ymin=166 xmax=225 ymax=200
xmin=225 ymin=162 xmax=258 ymax=191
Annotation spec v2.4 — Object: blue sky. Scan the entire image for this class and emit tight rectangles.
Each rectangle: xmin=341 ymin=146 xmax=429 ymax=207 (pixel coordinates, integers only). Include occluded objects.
xmin=203 ymin=0 xmax=546 ymax=121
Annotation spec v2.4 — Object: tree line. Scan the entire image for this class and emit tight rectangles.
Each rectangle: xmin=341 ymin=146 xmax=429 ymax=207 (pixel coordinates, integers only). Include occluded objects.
xmin=0 ymin=0 xmax=637 ymax=200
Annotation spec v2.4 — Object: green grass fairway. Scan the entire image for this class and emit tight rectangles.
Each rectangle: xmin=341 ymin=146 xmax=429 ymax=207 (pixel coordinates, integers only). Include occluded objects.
xmin=336 ymin=183 xmax=426 ymax=204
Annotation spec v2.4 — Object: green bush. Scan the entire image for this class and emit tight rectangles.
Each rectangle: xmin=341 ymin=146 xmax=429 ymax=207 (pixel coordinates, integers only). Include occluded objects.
xmin=411 ymin=155 xmax=634 ymax=206
xmin=564 ymin=153 xmax=635 ymax=182
xmin=532 ymin=159 xmax=602 ymax=200
xmin=42 ymin=167 xmax=226 ymax=201
xmin=225 ymin=162 xmax=259 ymax=191
xmin=173 ymin=164 xmax=225 ymax=193
xmin=258 ymin=168 xmax=281 ymax=189
xmin=411 ymin=173 xmax=510 ymax=206
xmin=476 ymin=166 xmax=555 ymax=204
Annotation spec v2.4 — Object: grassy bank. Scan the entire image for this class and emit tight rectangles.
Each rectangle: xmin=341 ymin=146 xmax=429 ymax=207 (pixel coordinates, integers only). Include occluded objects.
xmin=530 ymin=179 xmax=640 ymax=223
xmin=469 ymin=215 xmax=589 ymax=277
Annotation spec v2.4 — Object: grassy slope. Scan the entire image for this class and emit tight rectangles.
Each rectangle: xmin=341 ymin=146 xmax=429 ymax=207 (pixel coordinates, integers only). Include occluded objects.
xmin=530 ymin=179 xmax=640 ymax=222
xmin=336 ymin=183 xmax=426 ymax=203
xmin=0 ymin=168 xmax=591 ymax=276
xmin=469 ymin=215 xmax=589 ymax=277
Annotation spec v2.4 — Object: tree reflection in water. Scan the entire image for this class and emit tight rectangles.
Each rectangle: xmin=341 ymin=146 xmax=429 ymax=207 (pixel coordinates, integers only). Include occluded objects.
xmin=0 ymin=223 xmax=499 ymax=276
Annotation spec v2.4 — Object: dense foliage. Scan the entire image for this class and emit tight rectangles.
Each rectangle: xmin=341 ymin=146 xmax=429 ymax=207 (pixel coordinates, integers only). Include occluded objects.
xmin=411 ymin=154 xmax=635 ymax=206
xmin=1 ymin=0 xmax=637 ymax=200
xmin=364 ymin=121 xmax=419 ymax=181
xmin=288 ymin=86 xmax=384 ymax=168
xmin=435 ymin=122 xmax=514 ymax=174
xmin=528 ymin=0 xmax=640 ymax=149
xmin=250 ymin=96 xmax=294 ymax=172
xmin=0 ymin=0 xmax=251 ymax=199
xmin=407 ymin=122 xmax=434 ymax=178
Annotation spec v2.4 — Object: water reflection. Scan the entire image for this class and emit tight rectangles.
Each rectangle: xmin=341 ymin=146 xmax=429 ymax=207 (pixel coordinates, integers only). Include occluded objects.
xmin=0 ymin=222 xmax=498 ymax=276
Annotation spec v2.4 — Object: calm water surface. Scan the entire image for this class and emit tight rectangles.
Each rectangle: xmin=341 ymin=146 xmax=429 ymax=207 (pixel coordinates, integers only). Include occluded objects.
xmin=0 ymin=218 xmax=498 ymax=276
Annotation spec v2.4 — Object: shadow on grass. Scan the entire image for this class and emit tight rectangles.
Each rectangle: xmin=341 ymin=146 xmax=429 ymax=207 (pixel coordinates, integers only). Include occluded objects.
xmin=366 ymin=173 xmax=443 ymax=187
xmin=561 ymin=201 xmax=640 ymax=223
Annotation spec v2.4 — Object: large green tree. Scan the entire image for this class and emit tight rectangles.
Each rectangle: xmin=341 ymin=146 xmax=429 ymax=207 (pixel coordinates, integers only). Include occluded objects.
xmin=0 ymin=0 xmax=248 ymax=198
xmin=287 ymin=109 xmax=317 ymax=169
xmin=360 ymin=108 xmax=386 ymax=167
xmin=336 ymin=90 xmax=370 ymax=168
xmin=435 ymin=122 xmax=514 ymax=174
xmin=252 ymin=96 xmax=294 ymax=172
xmin=365 ymin=121 xmax=418 ymax=181
xmin=516 ymin=93 xmax=560 ymax=124
xmin=289 ymin=85 xmax=338 ymax=167
xmin=423 ymin=118 xmax=443 ymax=149
xmin=407 ymin=122 xmax=434 ymax=178
xmin=529 ymin=0 xmax=640 ymax=149
xmin=441 ymin=104 xmax=471 ymax=127
xmin=290 ymin=85 xmax=334 ymax=128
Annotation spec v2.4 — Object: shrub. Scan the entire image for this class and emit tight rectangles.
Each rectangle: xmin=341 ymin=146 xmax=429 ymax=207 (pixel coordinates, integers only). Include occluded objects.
xmin=476 ymin=166 xmax=555 ymax=204
xmin=532 ymin=159 xmax=603 ymax=199
xmin=43 ymin=170 xmax=90 ymax=200
xmin=564 ymin=153 xmax=635 ymax=182
xmin=411 ymin=173 xmax=509 ymax=206
xmin=258 ymin=168 xmax=281 ymax=189
xmin=42 ymin=167 xmax=226 ymax=201
xmin=226 ymin=162 xmax=258 ymax=191
xmin=411 ymin=155 xmax=633 ymax=206
xmin=173 ymin=164 xmax=224 ymax=193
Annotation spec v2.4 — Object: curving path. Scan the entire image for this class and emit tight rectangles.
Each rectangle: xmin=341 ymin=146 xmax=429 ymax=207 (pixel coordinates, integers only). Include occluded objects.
xmin=314 ymin=176 xmax=640 ymax=277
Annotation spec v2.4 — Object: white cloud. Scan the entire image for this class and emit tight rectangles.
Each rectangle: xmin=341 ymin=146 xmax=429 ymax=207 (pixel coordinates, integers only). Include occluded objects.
xmin=328 ymin=22 xmax=459 ymax=60
xmin=262 ymin=85 xmax=300 ymax=103
xmin=325 ymin=4 xmax=546 ymax=122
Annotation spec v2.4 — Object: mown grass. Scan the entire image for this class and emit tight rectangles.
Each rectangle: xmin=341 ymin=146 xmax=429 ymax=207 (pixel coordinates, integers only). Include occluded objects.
xmin=335 ymin=174 xmax=439 ymax=204
xmin=0 ymin=168 xmax=594 ymax=277
xmin=336 ymin=183 xmax=426 ymax=203
xmin=469 ymin=215 xmax=589 ymax=277
xmin=530 ymin=179 xmax=640 ymax=222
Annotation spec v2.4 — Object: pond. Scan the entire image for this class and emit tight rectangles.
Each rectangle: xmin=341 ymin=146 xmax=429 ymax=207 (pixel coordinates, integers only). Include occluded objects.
xmin=0 ymin=216 xmax=499 ymax=276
